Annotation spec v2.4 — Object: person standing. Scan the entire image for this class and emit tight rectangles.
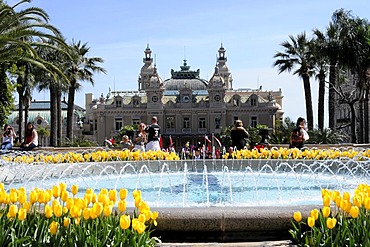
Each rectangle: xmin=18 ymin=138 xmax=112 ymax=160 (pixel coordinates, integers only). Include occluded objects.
xmin=289 ymin=117 xmax=309 ymax=149
xmin=20 ymin=122 xmax=38 ymax=151
xmin=133 ymin=123 xmax=146 ymax=152
xmin=230 ymin=120 xmax=249 ymax=150
xmin=1 ymin=124 xmax=16 ymax=154
xmin=145 ymin=116 xmax=161 ymax=151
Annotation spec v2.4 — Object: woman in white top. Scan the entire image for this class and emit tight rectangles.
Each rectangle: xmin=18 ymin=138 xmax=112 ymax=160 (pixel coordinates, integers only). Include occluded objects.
xmin=132 ymin=123 xmax=146 ymax=152
xmin=1 ymin=124 xmax=16 ymax=153
xmin=20 ymin=122 xmax=38 ymax=151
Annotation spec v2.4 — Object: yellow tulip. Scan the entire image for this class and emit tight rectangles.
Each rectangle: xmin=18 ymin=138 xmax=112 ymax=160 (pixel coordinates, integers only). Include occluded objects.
xmin=52 ymin=185 xmax=60 ymax=198
xmin=350 ymin=206 xmax=359 ymax=219
xmin=59 ymin=182 xmax=67 ymax=191
xmin=103 ymin=205 xmax=112 ymax=217
xmin=119 ymin=189 xmax=128 ymax=200
xmin=53 ymin=204 xmax=63 ymax=218
xmin=109 ymin=189 xmax=117 ymax=202
xmin=50 ymin=221 xmax=59 ymax=235
xmin=307 ymin=216 xmax=315 ymax=228
xmin=120 ymin=215 xmax=131 ymax=230
xmin=326 ymin=217 xmax=337 ymax=229
xmin=45 ymin=205 xmax=53 ymax=219
xmin=9 ymin=190 xmax=18 ymax=203
xmin=18 ymin=208 xmax=27 ymax=221
xmin=343 ymin=192 xmax=351 ymax=201
xmin=0 ymin=183 xmax=3 ymax=190
xmin=8 ymin=205 xmax=18 ymax=219
xmin=61 ymin=191 xmax=69 ymax=202
xmin=118 ymin=200 xmax=126 ymax=213
xmin=138 ymin=213 xmax=146 ymax=223
xmin=310 ymin=209 xmax=319 ymax=221
xmin=92 ymin=202 xmax=103 ymax=216
xmin=83 ymin=208 xmax=91 ymax=220
xmin=30 ymin=190 xmax=38 ymax=205
xmin=63 ymin=217 xmax=70 ymax=227
xmin=71 ymin=184 xmax=78 ymax=196
xmin=70 ymin=205 xmax=81 ymax=219
xmin=322 ymin=195 xmax=331 ymax=207
xmin=293 ymin=211 xmax=302 ymax=222
xmin=322 ymin=206 xmax=330 ymax=218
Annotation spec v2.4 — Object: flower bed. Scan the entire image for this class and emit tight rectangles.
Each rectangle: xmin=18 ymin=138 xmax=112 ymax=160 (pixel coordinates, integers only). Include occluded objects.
xmin=0 ymin=182 xmax=160 ymax=246
xmin=290 ymin=184 xmax=370 ymax=246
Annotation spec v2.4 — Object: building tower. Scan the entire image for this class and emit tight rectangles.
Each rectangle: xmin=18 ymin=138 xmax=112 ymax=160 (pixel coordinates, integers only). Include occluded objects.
xmin=138 ymin=44 xmax=154 ymax=91
xmin=216 ymin=43 xmax=233 ymax=90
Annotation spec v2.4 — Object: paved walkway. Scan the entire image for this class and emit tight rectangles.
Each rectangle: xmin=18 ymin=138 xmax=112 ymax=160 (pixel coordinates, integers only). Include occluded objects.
xmin=158 ymin=240 xmax=294 ymax=247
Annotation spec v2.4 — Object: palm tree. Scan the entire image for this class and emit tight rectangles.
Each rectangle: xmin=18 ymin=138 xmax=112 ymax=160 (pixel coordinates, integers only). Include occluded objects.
xmin=0 ymin=0 xmax=66 ymax=141
xmin=273 ymin=32 xmax=314 ymax=130
xmin=65 ymin=40 xmax=106 ymax=141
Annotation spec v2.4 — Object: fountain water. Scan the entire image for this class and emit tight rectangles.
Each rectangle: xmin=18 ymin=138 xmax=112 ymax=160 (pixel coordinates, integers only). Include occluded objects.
xmin=2 ymin=154 xmax=370 ymax=242
xmin=1 ymin=158 xmax=369 ymax=207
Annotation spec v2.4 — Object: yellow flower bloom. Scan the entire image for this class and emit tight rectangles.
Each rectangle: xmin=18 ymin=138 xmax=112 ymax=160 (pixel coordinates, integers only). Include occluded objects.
xmin=52 ymin=185 xmax=60 ymax=199
xmin=118 ymin=200 xmax=126 ymax=213
xmin=326 ymin=217 xmax=337 ymax=229
xmin=322 ymin=206 xmax=330 ymax=218
xmin=120 ymin=215 xmax=131 ymax=230
xmin=120 ymin=188 xmax=128 ymax=200
xmin=63 ymin=217 xmax=70 ymax=227
xmin=109 ymin=189 xmax=117 ymax=202
xmin=49 ymin=221 xmax=59 ymax=235
xmin=9 ymin=190 xmax=18 ymax=203
xmin=53 ymin=203 xmax=63 ymax=218
xmin=310 ymin=209 xmax=319 ymax=221
xmin=293 ymin=211 xmax=302 ymax=222
xmin=350 ymin=206 xmax=359 ymax=218
xmin=322 ymin=195 xmax=331 ymax=207
xmin=45 ymin=205 xmax=53 ymax=219
xmin=18 ymin=208 xmax=27 ymax=221
xmin=307 ymin=216 xmax=315 ymax=228
xmin=103 ymin=205 xmax=112 ymax=217
xmin=83 ymin=208 xmax=91 ymax=220
xmin=71 ymin=184 xmax=78 ymax=196
xmin=138 ymin=213 xmax=146 ymax=223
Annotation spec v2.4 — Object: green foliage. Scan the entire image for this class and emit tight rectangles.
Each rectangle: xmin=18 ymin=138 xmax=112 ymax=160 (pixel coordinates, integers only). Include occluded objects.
xmin=62 ymin=135 xmax=99 ymax=147
xmin=306 ymin=128 xmax=347 ymax=144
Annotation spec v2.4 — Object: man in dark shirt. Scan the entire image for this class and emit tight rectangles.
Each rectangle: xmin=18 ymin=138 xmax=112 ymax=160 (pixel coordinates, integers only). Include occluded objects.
xmin=145 ymin=116 xmax=161 ymax=151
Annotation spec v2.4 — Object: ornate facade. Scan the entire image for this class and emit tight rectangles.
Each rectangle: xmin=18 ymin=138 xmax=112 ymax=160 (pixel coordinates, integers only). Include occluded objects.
xmin=85 ymin=44 xmax=284 ymax=148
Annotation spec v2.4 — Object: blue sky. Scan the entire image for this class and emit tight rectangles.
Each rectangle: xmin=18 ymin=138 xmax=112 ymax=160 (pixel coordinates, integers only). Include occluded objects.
xmin=9 ymin=0 xmax=369 ymax=127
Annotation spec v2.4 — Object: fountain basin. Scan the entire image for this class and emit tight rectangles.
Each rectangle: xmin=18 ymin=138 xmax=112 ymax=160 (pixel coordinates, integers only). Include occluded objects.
xmin=1 ymin=158 xmax=369 ymax=242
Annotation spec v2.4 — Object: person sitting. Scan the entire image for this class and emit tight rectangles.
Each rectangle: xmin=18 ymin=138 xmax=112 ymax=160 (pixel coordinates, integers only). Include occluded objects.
xmin=1 ymin=124 xmax=16 ymax=154
xmin=121 ymin=135 xmax=133 ymax=151
xmin=230 ymin=120 xmax=249 ymax=150
xmin=193 ymin=148 xmax=203 ymax=160
xmin=20 ymin=122 xmax=38 ymax=151
xmin=289 ymin=117 xmax=309 ymax=149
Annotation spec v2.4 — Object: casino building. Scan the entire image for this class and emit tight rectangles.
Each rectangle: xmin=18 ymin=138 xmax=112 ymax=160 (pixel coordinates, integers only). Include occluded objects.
xmin=84 ymin=44 xmax=284 ymax=148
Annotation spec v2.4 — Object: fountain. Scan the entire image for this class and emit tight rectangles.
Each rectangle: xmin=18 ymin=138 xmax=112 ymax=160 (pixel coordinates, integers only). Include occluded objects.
xmin=1 ymin=150 xmax=370 ymax=242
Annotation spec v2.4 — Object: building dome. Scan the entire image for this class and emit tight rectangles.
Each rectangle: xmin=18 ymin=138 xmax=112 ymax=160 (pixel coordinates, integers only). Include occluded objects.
xmin=163 ymin=60 xmax=208 ymax=91
xmin=208 ymin=66 xmax=224 ymax=87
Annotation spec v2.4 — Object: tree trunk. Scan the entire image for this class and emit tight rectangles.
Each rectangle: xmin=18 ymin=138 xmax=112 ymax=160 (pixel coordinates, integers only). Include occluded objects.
xmin=364 ymin=88 xmax=369 ymax=143
xmin=358 ymin=97 xmax=364 ymax=144
xmin=17 ymin=79 xmax=25 ymax=143
xmin=302 ymin=74 xmax=314 ymax=130
xmin=318 ymin=72 xmax=325 ymax=131
xmin=349 ymin=102 xmax=357 ymax=143
xmin=57 ymin=89 xmax=62 ymax=147
xmin=67 ymin=85 xmax=76 ymax=141
xmin=49 ymin=83 xmax=57 ymax=147
xmin=328 ymin=63 xmax=336 ymax=130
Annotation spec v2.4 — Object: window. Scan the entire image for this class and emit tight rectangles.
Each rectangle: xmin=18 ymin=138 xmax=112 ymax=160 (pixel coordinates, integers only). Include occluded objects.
xmin=133 ymin=98 xmax=140 ymax=107
xmin=214 ymin=94 xmax=221 ymax=101
xmin=152 ymin=95 xmax=158 ymax=102
xmin=132 ymin=119 xmax=140 ymax=126
xmin=251 ymin=116 xmax=257 ymax=128
xmin=116 ymin=100 xmax=122 ymax=108
xmin=94 ymin=120 xmax=97 ymax=131
xmin=166 ymin=117 xmax=175 ymax=129
xmin=183 ymin=117 xmax=190 ymax=129
xmin=198 ymin=117 xmax=206 ymax=128
xmin=115 ymin=118 xmax=123 ymax=131
xmin=251 ymin=98 xmax=257 ymax=106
